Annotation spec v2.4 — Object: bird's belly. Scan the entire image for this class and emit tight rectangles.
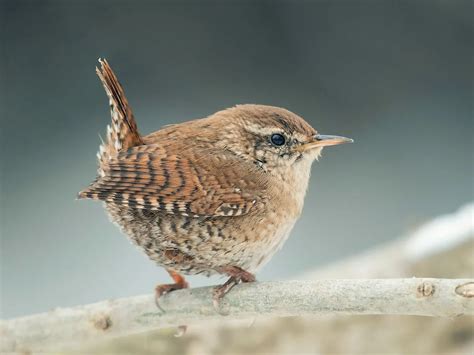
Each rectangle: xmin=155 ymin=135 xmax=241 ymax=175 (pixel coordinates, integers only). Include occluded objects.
xmin=246 ymin=218 xmax=297 ymax=272
xmin=105 ymin=202 xmax=298 ymax=276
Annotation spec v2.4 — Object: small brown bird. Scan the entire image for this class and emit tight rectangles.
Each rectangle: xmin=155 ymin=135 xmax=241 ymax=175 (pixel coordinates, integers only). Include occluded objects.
xmin=79 ymin=59 xmax=352 ymax=309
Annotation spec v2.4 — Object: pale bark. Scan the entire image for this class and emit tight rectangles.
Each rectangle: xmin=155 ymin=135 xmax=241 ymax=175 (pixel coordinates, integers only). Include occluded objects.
xmin=1 ymin=278 xmax=473 ymax=352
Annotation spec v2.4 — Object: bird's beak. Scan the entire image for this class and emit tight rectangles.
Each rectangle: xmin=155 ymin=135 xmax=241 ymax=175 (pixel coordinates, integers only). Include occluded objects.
xmin=297 ymin=134 xmax=353 ymax=152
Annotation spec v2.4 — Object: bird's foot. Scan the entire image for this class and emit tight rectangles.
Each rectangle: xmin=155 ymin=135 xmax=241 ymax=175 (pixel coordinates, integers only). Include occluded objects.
xmin=155 ymin=270 xmax=189 ymax=312
xmin=213 ymin=266 xmax=255 ymax=316
xmin=155 ymin=269 xmax=189 ymax=336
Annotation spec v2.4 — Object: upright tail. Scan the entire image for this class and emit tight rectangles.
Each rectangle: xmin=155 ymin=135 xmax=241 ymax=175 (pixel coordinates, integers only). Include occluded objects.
xmin=95 ymin=59 xmax=143 ymax=177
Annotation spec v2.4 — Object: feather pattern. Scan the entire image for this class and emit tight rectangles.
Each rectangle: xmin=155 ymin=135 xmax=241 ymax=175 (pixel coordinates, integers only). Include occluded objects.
xmin=95 ymin=59 xmax=143 ymax=176
xmin=79 ymin=144 xmax=266 ymax=217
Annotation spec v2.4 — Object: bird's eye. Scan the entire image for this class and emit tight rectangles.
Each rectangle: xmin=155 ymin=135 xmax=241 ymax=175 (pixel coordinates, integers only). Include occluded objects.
xmin=270 ymin=133 xmax=286 ymax=146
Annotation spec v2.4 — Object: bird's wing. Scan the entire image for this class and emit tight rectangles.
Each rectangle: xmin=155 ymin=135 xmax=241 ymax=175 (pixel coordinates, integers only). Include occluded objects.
xmin=78 ymin=144 xmax=266 ymax=217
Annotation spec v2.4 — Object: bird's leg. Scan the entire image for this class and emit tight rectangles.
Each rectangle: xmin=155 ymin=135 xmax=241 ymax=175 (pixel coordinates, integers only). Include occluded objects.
xmin=155 ymin=269 xmax=189 ymax=311
xmin=155 ymin=269 xmax=189 ymax=336
xmin=213 ymin=266 xmax=256 ymax=315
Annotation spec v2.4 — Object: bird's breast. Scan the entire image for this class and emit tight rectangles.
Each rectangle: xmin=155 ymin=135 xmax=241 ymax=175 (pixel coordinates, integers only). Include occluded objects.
xmin=269 ymin=160 xmax=313 ymax=218
xmin=239 ymin=163 xmax=313 ymax=272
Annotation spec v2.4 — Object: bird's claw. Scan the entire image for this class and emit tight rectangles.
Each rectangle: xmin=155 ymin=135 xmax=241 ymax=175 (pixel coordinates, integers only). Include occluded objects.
xmin=212 ymin=266 xmax=256 ymax=316
xmin=212 ymin=289 xmax=231 ymax=316
xmin=155 ymin=270 xmax=189 ymax=313
xmin=212 ymin=278 xmax=239 ymax=316
xmin=155 ymin=284 xmax=176 ymax=313
xmin=155 ymin=285 xmax=188 ymax=336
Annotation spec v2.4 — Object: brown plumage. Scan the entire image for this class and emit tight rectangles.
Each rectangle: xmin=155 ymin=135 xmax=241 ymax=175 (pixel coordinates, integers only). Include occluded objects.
xmin=79 ymin=59 xmax=352 ymax=310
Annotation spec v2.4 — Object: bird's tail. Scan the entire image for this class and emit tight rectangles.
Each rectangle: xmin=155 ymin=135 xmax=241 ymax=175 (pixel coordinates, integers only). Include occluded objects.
xmin=95 ymin=59 xmax=143 ymax=177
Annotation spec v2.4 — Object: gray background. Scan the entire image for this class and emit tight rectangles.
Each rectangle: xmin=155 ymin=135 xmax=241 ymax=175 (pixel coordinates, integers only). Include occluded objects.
xmin=1 ymin=0 xmax=472 ymax=319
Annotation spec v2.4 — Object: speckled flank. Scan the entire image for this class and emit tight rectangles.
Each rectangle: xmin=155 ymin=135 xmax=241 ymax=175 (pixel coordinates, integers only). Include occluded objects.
xmin=105 ymin=199 xmax=300 ymax=275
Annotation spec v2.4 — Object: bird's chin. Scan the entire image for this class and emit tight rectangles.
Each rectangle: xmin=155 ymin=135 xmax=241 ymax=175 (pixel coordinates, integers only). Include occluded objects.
xmin=306 ymin=147 xmax=323 ymax=161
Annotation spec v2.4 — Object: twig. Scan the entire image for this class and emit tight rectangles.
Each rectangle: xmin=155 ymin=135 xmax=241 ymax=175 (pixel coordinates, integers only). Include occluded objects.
xmin=1 ymin=278 xmax=473 ymax=352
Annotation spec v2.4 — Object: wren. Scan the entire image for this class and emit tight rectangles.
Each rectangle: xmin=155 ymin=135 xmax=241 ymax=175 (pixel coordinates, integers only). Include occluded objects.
xmin=78 ymin=59 xmax=352 ymax=310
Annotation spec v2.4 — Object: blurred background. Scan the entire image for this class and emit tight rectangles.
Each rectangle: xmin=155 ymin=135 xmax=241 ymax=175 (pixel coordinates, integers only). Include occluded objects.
xmin=1 ymin=0 xmax=472 ymax=329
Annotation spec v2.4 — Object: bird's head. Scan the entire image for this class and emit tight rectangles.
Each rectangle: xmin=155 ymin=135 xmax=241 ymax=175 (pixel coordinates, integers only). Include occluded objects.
xmin=209 ymin=104 xmax=353 ymax=175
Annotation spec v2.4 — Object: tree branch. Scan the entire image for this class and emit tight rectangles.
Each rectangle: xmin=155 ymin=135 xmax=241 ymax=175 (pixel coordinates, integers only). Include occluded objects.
xmin=1 ymin=278 xmax=473 ymax=352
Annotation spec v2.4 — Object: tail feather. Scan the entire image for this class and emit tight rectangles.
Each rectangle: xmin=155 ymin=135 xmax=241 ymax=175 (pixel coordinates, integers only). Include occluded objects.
xmin=95 ymin=59 xmax=143 ymax=176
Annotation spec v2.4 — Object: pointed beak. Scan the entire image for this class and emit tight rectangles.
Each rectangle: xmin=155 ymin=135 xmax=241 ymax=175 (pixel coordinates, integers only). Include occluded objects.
xmin=297 ymin=134 xmax=353 ymax=151
xmin=313 ymin=134 xmax=354 ymax=146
